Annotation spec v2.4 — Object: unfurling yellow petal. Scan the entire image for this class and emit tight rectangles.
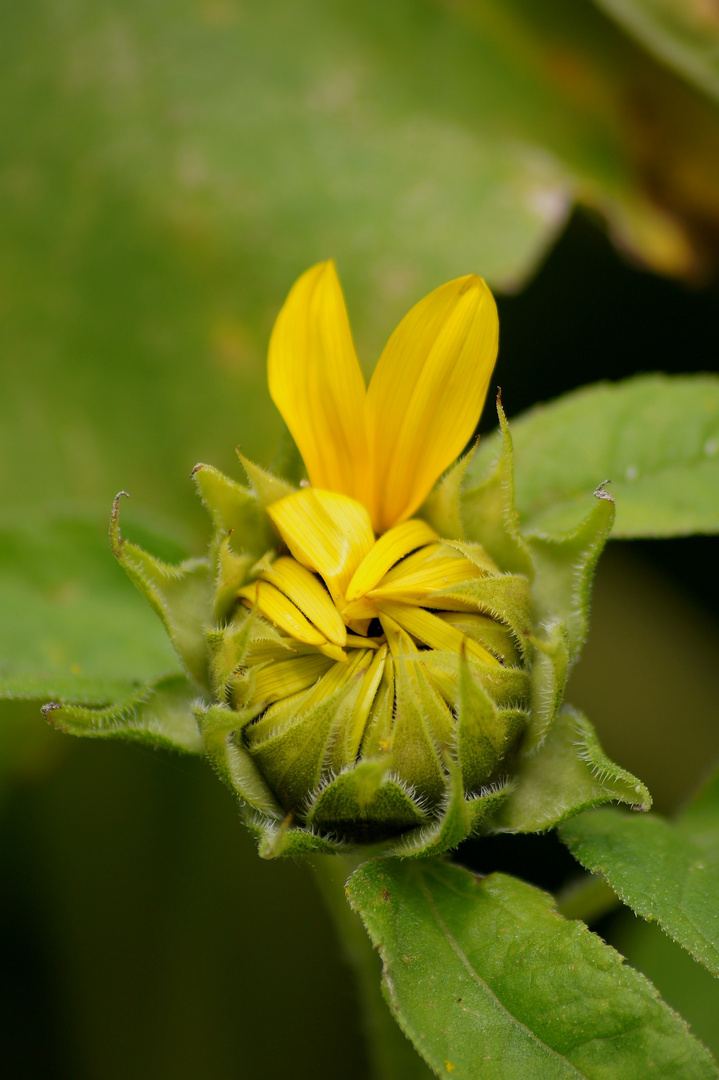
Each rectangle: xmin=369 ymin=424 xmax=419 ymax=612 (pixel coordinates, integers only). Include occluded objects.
xmin=365 ymin=275 xmax=498 ymax=533
xmin=237 ymin=580 xmax=327 ymax=646
xmin=375 ymin=600 xmax=498 ymax=666
xmin=267 ymin=260 xmax=369 ymax=505
xmin=267 ymin=488 xmax=375 ymax=606
xmin=345 ymin=519 xmax=437 ymax=601
xmin=259 ymin=556 xmax=347 ymax=646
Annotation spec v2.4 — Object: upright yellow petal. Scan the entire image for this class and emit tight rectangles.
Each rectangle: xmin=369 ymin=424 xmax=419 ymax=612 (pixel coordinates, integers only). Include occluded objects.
xmin=365 ymin=275 xmax=498 ymax=533
xmin=267 ymin=260 xmax=369 ymax=503
xmin=267 ymin=488 xmax=375 ymax=607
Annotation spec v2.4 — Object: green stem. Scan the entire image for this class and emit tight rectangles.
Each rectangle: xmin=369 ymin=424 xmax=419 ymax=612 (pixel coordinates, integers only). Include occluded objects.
xmin=555 ymin=872 xmax=622 ymax=925
xmin=310 ymin=854 xmax=433 ymax=1080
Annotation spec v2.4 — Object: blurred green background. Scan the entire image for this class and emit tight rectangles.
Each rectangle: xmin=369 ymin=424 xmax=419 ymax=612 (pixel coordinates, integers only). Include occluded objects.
xmin=2 ymin=1 xmax=719 ymax=1076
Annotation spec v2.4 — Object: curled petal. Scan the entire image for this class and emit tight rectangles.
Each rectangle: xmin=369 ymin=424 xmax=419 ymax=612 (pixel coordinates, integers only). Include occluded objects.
xmin=267 ymin=488 xmax=375 ymax=606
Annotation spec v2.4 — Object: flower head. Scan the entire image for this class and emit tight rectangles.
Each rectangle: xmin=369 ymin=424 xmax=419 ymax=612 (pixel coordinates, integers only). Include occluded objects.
xmin=68 ymin=260 xmax=649 ymax=859
xmin=210 ymin=262 xmax=538 ymax=847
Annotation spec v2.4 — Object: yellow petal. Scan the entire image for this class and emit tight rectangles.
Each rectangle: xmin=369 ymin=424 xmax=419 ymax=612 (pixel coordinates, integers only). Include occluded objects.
xmin=341 ymin=597 xmax=380 ymax=621
xmin=346 ymin=644 xmax=388 ymax=760
xmin=267 ymin=260 xmax=369 ymax=503
xmin=238 ymin=579 xmax=328 ymax=647
xmin=267 ymin=488 xmax=375 ymax=606
xmin=259 ymin=556 xmax=347 ymax=646
xmin=345 ymin=519 xmax=437 ymax=601
xmin=250 ymin=652 xmax=334 ymax=705
xmin=369 ymin=553 xmax=480 ymax=605
xmin=376 ymin=600 xmax=498 ymax=666
xmin=302 ymin=648 xmax=371 ymax=712
xmin=366 ymin=275 xmax=498 ymax=533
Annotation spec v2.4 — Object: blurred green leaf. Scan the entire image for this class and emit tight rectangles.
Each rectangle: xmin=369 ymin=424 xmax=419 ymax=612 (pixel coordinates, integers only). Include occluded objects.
xmin=4 ymin=0 xmax=719 ymax=533
xmin=0 ymin=509 xmax=182 ymax=703
xmin=468 ymin=375 xmax=719 ymax=537
xmin=560 ymin=763 xmax=719 ymax=975
xmin=592 ymin=0 xmax=719 ymax=104
xmin=347 ymin=859 xmax=717 ymax=1079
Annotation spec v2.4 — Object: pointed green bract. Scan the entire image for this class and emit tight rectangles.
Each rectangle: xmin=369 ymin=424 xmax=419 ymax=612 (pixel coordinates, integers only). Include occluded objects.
xmin=457 ymin=653 xmax=524 ymax=794
xmin=239 ymin=453 xmax=297 ymax=509
xmin=347 ymin=859 xmax=718 ymax=1080
xmin=213 ymin=535 xmax=255 ymax=624
xmin=494 ymin=707 xmax=651 ymax=833
xmin=306 ymin=759 xmax=429 ymax=842
xmin=437 ymin=574 xmax=533 ymax=659
xmin=525 ymin=617 xmax=570 ymax=752
xmin=43 ymin=674 xmax=203 ymax=753
xmin=110 ymin=494 xmax=213 ymax=687
xmin=194 ymin=701 xmax=282 ymax=818
xmin=192 ymin=463 xmax=265 ymax=558
xmin=528 ymin=490 xmax=615 ymax=663
xmin=419 ymin=446 xmax=476 ymax=540
xmin=390 ymin=657 xmax=448 ymax=805
xmin=462 ymin=397 xmax=534 ymax=577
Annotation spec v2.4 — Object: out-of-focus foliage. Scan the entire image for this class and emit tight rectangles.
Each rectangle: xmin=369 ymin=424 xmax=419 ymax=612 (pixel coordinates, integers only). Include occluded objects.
xmin=3 ymin=0 xmax=719 ymax=532
xmin=0 ymin=509 xmax=181 ymax=703
xmin=592 ymin=0 xmax=719 ymax=104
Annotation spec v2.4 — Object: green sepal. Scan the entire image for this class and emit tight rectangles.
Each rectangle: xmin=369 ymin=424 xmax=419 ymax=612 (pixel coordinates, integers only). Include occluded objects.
xmin=239 ymin=453 xmax=296 ymax=508
xmin=524 ymin=616 xmax=570 ymax=752
xmin=435 ymin=573 xmax=533 ymax=660
xmin=390 ymin=755 xmax=470 ymax=858
xmin=110 ymin=493 xmax=212 ymax=687
xmin=247 ymin=687 xmax=349 ymax=811
xmin=441 ymin=612 xmax=520 ymax=665
xmin=388 ymin=757 xmax=512 ymax=858
xmin=305 ymin=759 xmax=429 ymax=842
xmin=193 ymin=700 xmax=281 ymax=818
xmin=42 ymin=674 xmax=203 ymax=753
xmin=206 ymin=610 xmax=287 ymax=702
xmin=390 ymin=655 xmax=448 ymax=805
xmin=457 ymin=653 xmax=526 ymax=794
xmin=212 ymin=534 xmax=255 ymax=623
xmin=492 ymin=707 xmax=652 ymax=834
xmin=527 ymin=486 xmax=615 ymax=663
xmin=192 ymin=463 xmax=265 ymax=558
xmin=461 ymin=396 xmax=534 ymax=577
xmin=424 ymin=651 xmax=531 ymax=711
xmin=419 ymin=445 xmax=476 ymax=540
xmin=253 ymin=813 xmax=346 ymax=859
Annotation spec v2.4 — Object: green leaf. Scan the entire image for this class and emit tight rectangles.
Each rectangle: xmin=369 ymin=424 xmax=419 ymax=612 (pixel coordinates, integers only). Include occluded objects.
xmin=560 ymin=762 xmax=719 ymax=975
xmin=468 ymin=375 xmax=719 ymax=538
xmin=592 ymin=0 xmax=719 ymax=105
xmin=43 ymin=674 xmax=203 ymax=754
xmin=347 ymin=859 xmax=717 ymax=1080
xmin=0 ymin=508 xmax=181 ymax=704
xmin=494 ymin=707 xmax=651 ymax=833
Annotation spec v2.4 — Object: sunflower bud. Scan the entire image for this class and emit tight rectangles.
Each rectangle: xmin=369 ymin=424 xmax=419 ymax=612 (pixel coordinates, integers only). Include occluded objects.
xmin=184 ymin=395 xmax=646 ymax=858
xmin=48 ymin=263 xmax=650 ymax=857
